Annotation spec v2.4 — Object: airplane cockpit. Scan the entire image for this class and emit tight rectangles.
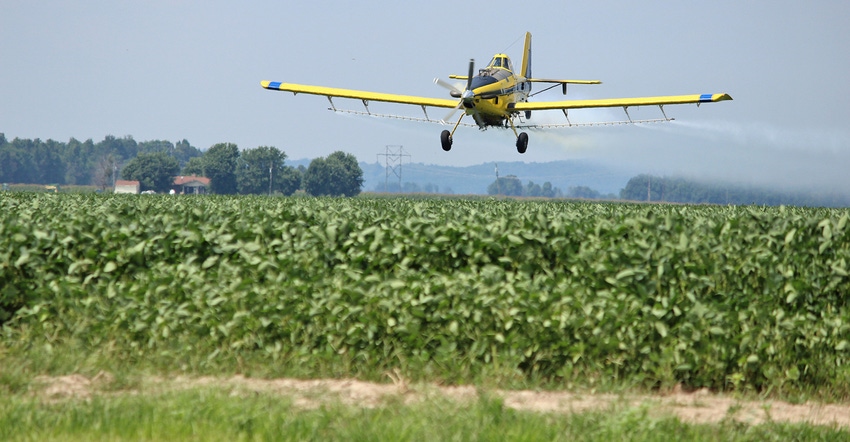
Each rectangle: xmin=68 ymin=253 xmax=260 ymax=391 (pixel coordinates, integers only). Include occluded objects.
xmin=472 ymin=54 xmax=514 ymax=90
xmin=487 ymin=54 xmax=514 ymax=72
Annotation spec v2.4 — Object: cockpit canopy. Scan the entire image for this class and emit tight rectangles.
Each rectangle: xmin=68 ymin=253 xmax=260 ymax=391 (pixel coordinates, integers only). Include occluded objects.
xmin=487 ymin=54 xmax=514 ymax=72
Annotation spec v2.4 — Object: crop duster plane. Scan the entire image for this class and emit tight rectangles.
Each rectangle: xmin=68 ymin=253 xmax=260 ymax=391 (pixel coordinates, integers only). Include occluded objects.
xmin=261 ymin=32 xmax=731 ymax=154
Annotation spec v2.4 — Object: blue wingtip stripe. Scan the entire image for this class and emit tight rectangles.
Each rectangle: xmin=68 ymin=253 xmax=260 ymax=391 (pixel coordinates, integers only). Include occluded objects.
xmin=268 ymin=81 xmax=282 ymax=89
xmin=699 ymin=94 xmax=713 ymax=102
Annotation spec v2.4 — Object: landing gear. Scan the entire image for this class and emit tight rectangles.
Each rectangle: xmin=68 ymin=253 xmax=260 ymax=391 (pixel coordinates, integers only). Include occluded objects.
xmin=516 ymin=132 xmax=528 ymax=154
xmin=440 ymin=130 xmax=452 ymax=151
xmin=506 ymin=117 xmax=528 ymax=154
xmin=440 ymin=126 xmax=527 ymax=154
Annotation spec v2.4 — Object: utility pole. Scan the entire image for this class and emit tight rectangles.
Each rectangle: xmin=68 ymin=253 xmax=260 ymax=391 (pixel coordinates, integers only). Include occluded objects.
xmin=376 ymin=145 xmax=410 ymax=192
xmin=495 ymin=163 xmax=500 ymax=195
xmin=269 ymin=162 xmax=273 ymax=196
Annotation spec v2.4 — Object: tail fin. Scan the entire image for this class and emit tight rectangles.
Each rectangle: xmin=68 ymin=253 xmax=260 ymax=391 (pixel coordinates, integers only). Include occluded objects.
xmin=520 ymin=32 xmax=532 ymax=79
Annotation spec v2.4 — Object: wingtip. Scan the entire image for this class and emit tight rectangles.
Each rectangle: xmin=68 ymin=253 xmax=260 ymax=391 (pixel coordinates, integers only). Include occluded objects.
xmin=701 ymin=93 xmax=733 ymax=103
xmin=260 ymin=80 xmax=286 ymax=91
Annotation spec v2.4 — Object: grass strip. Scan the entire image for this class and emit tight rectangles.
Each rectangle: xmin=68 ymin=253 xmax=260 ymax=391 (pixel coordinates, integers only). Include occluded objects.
xmin=1 ymin=387 xmax=848 ymax=441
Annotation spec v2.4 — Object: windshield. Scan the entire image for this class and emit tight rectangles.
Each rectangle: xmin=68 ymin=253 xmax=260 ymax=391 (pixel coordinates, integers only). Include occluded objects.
xmin=470 ymin=75 xmax=498 ymax=90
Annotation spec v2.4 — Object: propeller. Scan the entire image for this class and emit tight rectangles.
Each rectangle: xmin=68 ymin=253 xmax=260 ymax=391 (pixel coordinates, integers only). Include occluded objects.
xmin=440 ymin=101 xmax=463 ymax=124
xmin=437 ymin=59 xmax=476 ymax=124
xmin=465 ymin=58 xmax=474 ymax=93
xmin=434 ymin=78 xmax=463 ymax=98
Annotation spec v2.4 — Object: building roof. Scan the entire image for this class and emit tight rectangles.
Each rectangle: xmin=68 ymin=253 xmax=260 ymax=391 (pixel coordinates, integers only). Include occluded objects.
xmin=173 ymin=176 xmax=210 ymax=186
xmin=115 ymin=180 xmax=140 ymax=186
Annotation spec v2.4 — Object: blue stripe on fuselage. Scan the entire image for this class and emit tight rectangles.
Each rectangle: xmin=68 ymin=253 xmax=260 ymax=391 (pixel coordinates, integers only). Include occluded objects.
xmin=699 ymin=94 xmax=712 ymax=102
xmin=268 ymin=81 xmax=282 ymax=89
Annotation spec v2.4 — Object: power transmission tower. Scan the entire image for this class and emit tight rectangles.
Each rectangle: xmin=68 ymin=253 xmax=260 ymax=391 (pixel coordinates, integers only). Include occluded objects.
xmin=377 ymin=145 xmax=410 ymax=192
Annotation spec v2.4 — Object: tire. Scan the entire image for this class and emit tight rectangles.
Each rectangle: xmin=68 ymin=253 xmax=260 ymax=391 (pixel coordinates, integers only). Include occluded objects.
xmin=441 ymin=130 xmax=452 ymax=151
xmin=516 ymin=132 xmax=528 ymax=154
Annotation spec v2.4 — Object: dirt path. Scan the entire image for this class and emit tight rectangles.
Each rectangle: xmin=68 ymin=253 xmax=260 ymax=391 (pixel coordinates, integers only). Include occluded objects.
xmin=31 ymin=373 xmax=850 ymax=428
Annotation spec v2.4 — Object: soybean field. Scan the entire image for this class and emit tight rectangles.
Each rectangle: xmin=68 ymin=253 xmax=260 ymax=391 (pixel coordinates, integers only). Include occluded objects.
xmin=2 ymin=193 xmax=849 ymax=397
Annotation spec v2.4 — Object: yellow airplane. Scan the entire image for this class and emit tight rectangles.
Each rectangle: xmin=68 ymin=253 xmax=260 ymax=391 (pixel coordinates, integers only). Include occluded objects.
xmin=261 ymin=32 xmax=731 ymax=154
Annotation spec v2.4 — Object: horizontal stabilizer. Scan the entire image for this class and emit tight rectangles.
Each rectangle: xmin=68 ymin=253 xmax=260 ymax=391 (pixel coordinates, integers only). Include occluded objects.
xmin=527 ymin=78 xmax=601 ymax=85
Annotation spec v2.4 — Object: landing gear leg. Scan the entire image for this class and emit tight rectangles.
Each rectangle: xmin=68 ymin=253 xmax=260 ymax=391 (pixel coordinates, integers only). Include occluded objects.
xmin=507 ymin=117 xmax=529 ymax=154
xmin=440 ymin=111 xmax=466 ymax=152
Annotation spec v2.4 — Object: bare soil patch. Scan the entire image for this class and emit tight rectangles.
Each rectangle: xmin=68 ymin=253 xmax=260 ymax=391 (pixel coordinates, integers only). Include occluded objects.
xmin=29 ymin=373 xmax=850 ymax=428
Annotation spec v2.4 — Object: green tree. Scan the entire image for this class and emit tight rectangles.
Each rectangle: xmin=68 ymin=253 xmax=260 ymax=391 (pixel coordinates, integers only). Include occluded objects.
xmin=121 ymin=151 xmax=179 ymax=193
xmin=99 ymin=135 xmax=139 ymax=162
xmin=487 ymin=175 xmax=523 ymax=196
xmin=567 ymin=185 xmax=600 ymax=199
xmin=137 ymin=139 xmax=173 ymax=156
xmin=182 ymin=157 xmax=206 ymax=176
xmin=93 ymin=154 xmax=118 ymax=191
xmin=0 ymin=139 xmax=35 ymax=184
xmin=204 ymin=143 xmax=239 ymax=194
xmin=237 ymin=146 xmax=287 ymax=195
xmin=173 ymin=139 xmax=203 ymax=168
xmin=276 ymin=165 xmax=302 ymax=196
xmin=303 ymin=151 xmax=363 ymax=197
xmin=620 ymin=174 xmax=662 ymax=202
xmin=542 ymin=182 xmax=555 ymax=198
xmin=0 ymin=145 xmax=26 ymax=184
xmin=525 ymin=180 xmax=542 ymax=197
xmin=1 ymin=136 xmax=64 ymax=185
xmin=62 ymin=138 xmax=96 ymax=185
xmin=33 ymin=139 xmax=66 ymax=184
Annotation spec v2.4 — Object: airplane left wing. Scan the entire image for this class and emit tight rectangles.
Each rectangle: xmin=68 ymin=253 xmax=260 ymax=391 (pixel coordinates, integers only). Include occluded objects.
xmin=260 ymin=81 xmax=459 ymax=109
xmin=511 ymin=93 xmax=732 ymax=111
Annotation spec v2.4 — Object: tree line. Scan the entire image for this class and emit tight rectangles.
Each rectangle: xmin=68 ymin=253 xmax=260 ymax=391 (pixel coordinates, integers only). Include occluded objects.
xmin=486 ymin=175 xmax=564 ymax=198
xmin=372 ymin=181 xmax=451 ymax=194
xmin=620 ymin=174 xmax=850 ymax=207
xmin=0 ymin=133 xmax=364 ymax=197
xmin=485 ymin=175 xmax=621 ymax=200
xmin=0 ymin=133 xmax=202 ymax=188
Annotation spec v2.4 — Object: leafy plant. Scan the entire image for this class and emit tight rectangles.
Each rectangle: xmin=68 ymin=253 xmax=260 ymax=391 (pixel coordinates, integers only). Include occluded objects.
xmin=2 ymin=193 xmax=848 ymax=395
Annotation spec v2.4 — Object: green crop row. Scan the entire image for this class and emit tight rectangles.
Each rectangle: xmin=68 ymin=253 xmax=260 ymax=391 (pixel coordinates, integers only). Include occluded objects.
xmin=1 ymin=193 xmax=849 ymax=394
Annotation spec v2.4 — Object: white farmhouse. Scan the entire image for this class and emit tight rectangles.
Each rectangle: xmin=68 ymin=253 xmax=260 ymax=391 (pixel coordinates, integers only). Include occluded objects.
xmin=114 ymin=180 xmax=140 ymax=194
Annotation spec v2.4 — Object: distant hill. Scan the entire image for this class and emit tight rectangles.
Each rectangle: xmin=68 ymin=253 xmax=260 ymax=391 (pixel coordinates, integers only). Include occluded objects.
xmin=285 ymin=157 xmax=850 ymax=207
xmin=290 ymin=158 xmax=634 ymax=196
xmin=363 ymin=160 xmax=638 ymax=196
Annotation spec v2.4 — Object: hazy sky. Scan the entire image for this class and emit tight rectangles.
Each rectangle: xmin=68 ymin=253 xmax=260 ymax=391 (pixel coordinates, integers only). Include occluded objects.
xmin=2 ymin=1 xmax=848 ymax=191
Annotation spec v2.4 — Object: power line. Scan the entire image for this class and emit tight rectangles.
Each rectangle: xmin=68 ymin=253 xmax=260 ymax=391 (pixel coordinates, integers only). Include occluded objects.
xmin=376 ymin=145 xmax=410 ymax=192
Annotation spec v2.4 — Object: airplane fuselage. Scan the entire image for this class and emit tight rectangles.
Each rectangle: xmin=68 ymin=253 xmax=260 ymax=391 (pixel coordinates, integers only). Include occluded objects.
xmin=461 ymin=55 xmax=529 ymax=128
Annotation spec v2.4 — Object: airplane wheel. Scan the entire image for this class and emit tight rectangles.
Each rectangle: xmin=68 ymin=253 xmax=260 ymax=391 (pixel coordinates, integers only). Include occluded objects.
xmin=441 ymin=130 xmax=453 ymax=151
xmin=516 ymin=132 xmax=528 ymax=154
